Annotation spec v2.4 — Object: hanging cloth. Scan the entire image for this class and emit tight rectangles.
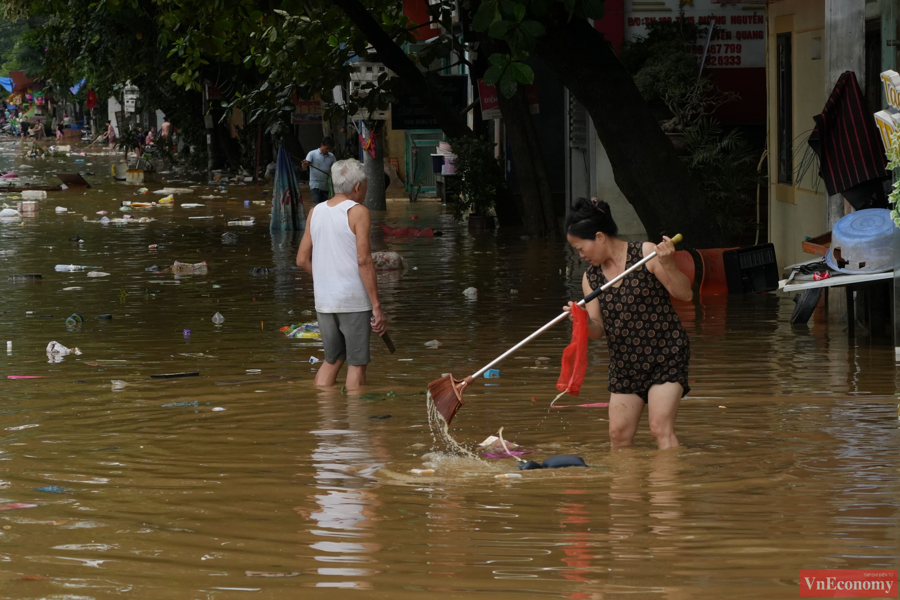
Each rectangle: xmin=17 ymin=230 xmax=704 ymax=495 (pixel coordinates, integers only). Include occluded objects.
xmin=555 ymin=303 xmax=589 ymax=399
xmin=808 ymin=71 xmax=888 ymax=210
xmin=359 ymin=121 xmax=377 ymax=159
xmin=270 ymin=145 xmax=304 ymax=231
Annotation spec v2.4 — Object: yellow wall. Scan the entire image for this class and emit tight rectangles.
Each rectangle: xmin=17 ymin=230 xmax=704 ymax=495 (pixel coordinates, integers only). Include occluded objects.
xmin=767 ymin=0 xmax=828 ymax=270
xmin=384 ymin=113 xmax=408 ymax=182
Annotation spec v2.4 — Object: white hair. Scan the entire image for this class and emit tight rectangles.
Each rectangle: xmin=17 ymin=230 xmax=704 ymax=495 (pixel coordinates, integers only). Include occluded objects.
xmin=331 ymin=159 xmax=367 ymax=195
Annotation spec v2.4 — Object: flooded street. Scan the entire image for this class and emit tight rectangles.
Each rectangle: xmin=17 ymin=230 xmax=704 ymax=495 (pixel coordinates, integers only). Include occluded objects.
xmin=1 ymin=140 xmax=899 ymax=599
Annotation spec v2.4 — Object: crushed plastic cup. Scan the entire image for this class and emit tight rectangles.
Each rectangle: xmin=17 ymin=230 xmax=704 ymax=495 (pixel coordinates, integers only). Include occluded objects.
xmin=87 ymin=271 xmax=110 ymax=277
xmin=463 ymin=287 xmax=478 ymax=300
xmin=55 ymin=206 xmax=67 ymax=213
xmin=212 ymin=312 xmax=225 ymax=325
xmin=484 ymin=369 xmax=500 ymax=379
xmin=55 ymin=265 xmax=86 ymax=272
xmin=424 ymin=340 xmax=442 ymax=349
xmin=111 ymin=380 xmax=128 ymax=390
xmin=212 ymin=407 xmax=226 ymax=412
xmin=309 ymin=356 xmax=321 ymax=364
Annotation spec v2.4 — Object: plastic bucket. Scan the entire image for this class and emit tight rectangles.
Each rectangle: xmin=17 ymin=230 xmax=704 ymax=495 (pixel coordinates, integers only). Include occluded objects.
xmin=696 ymin=248 xmax=738 ymax=296
xmin=673 ymin=250 xmax=695 ymax=288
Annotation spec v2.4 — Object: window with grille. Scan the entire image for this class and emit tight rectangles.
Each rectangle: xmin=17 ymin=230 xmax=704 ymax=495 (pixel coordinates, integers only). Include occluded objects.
xmin=776 ymin=32 xmax=793 ymax=184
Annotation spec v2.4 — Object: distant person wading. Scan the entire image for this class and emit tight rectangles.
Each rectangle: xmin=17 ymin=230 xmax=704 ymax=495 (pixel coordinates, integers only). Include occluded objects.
xmin=564 ymin=198 xmax=692 ymax=450
xmin=296 ymin=159 xmax=387 ymax=389
xmin=302 ymin=137 xmax=336 ymax=205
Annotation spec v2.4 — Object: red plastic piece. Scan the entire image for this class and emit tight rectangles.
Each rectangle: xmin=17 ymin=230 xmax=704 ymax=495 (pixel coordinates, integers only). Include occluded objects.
xmin=557 ymin=303 xmax=589 ymax=397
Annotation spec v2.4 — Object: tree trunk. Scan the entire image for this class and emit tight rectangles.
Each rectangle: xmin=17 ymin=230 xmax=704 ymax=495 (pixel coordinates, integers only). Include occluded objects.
xmin=469 ymin=28 xmax=556 ymax=234
xmin=535 ymin=16 xmax=728 ymax=247
xmin=213 ymin=118 xmax=242 ymax=170
xmin=497 ymin=88 xmax=557 ymax=237
xmin=364 ymin=122 xmax=386 ymax=210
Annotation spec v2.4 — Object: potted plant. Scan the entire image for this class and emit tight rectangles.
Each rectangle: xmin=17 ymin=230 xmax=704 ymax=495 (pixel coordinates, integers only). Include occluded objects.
xmin=446 ymin=136 xmax=504 ymax=231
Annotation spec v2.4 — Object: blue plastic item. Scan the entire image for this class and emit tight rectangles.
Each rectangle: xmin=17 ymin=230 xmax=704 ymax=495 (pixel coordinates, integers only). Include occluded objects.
xmin=518 ymin=455 xmax=589 ymax=470
xmin=483 ymin=369 xmax=500 ymax=379
xmin=826 ymin=208 xmax=894 ymax=274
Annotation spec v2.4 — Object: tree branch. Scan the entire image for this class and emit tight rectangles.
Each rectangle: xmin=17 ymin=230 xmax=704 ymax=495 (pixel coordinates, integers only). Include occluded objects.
xmin=332 ymin=0 xmax=472 ymax=139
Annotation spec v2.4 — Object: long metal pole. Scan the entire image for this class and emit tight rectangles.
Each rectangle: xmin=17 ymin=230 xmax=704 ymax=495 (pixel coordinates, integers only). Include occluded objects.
xmin=462 ymin=245 xmax=672 ymax=386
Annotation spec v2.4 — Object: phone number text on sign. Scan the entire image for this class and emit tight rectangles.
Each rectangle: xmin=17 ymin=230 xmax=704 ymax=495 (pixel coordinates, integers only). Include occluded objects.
xmin=624 ymin=2 xmax=766 ymax=69
xmin=686 ymin=43 xmax=745 ymax=66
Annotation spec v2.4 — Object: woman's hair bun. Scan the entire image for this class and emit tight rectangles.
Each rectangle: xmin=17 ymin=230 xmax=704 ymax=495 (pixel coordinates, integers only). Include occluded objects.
xmin=565 ymin=197 xmax=618 ymax=239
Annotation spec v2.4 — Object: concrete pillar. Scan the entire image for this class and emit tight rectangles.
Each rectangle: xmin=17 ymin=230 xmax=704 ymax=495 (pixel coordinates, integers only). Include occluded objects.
xmin=882 ymin=0 xmax=899 ymax=73
xmin=825 ymin=0 xmax=866 ymax=322
xmin=825 ymin=0 xmax=866 ymax=232
xmin=885 ymin=0 xmax=900 ymax=359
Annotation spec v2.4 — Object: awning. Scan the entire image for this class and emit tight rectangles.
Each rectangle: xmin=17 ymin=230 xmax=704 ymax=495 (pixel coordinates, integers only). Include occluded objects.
xmin=10 ymin=70 xmax=37 ymax=91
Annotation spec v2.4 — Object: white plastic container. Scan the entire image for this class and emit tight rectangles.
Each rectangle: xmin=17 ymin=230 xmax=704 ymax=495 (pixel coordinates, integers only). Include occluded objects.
xmin=21 ymin=190 xmax=47 ymax=200
xmin=826 ymin=208 xmax=894 ymax=274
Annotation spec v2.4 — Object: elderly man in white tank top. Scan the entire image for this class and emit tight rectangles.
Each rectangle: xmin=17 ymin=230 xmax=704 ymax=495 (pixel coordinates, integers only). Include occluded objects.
xmin=296 ymin=159 xmax=387 ymax=389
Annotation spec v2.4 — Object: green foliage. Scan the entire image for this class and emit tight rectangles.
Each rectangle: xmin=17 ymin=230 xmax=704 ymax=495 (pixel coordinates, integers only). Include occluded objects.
xmin=445 ymin=136 xmax=505 ymax=219
xmin=632 ymin=52 xmax=698 ymax=105
xmin=114 ymin=123 xmax=141 ymax=160
xmin=621 ymin=18 xmax=702 ymax=108
xmin=0 ymin=16 xmax=30 ymax=72
xmin=471 ymin=0 xmax=601 ymax=98
xmin=682 ymin=118 xmax=762 ymax=238
xmin=621 ymin=18 xmax=736 ymax=133
xmin=621 ymin=18 xmax=701 ymax=91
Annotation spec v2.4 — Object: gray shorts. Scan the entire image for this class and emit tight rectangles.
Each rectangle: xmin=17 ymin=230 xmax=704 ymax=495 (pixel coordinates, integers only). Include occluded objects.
xmin=310 ymin=188 xmax=329 ymax=205
xmin=317 ymin=311 xmax=372 ymax=366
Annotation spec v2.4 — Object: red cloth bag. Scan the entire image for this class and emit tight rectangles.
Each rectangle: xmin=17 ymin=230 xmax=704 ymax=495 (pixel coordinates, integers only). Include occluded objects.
xmin=557 ymin=303 xmax=589 ymax=396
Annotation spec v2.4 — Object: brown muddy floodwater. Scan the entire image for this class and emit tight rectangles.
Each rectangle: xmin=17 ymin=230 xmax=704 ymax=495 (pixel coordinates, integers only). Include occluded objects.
xmin=0 ymin=139 xmax=898 ymax=599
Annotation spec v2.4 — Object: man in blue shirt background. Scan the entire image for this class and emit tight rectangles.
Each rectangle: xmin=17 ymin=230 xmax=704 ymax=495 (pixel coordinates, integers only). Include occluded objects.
xmin=302 ymin=137 xmax=336 ymax=205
